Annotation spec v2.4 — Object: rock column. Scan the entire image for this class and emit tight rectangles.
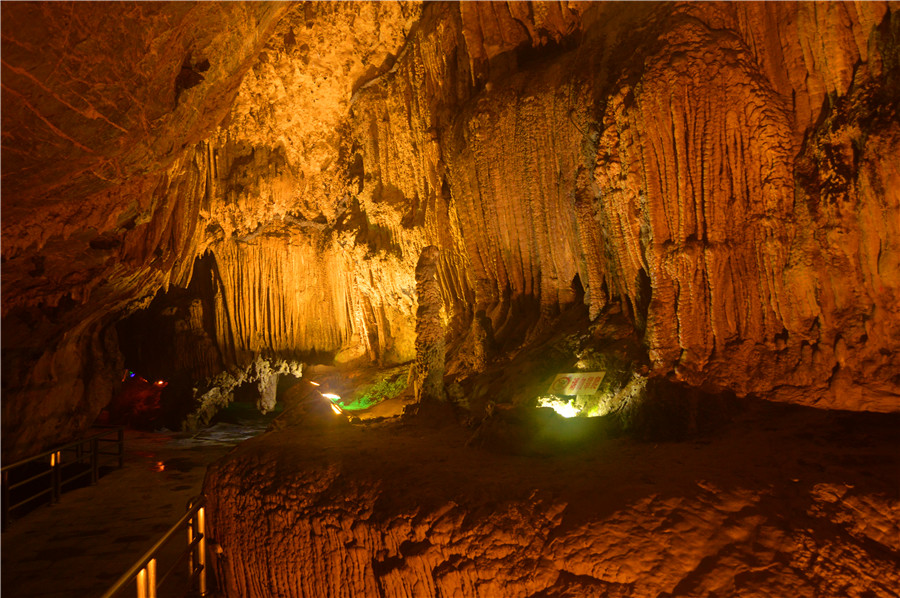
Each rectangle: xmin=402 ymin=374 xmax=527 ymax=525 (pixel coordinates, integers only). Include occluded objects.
xmin=413 ymin=246 xmax=445 ymax=405
xmin=254 ymin=356 xmax=278 ymax=414
xmin=471 ymin=309 xmax=496 ymax=372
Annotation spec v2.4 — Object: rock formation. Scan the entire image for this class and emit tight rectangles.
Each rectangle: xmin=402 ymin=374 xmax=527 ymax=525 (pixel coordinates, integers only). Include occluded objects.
xmin=412 ymin=246 xmax=446 ymax=405
xmin=4 ymin=2 xmax=900 ymax=597
xmin=2 ymin=2 xmax=899 ymax=454
xmin=1 ymin=1 xmax=293 ymax=458
xmin=204 ymin=404 xmax=900 ymax=598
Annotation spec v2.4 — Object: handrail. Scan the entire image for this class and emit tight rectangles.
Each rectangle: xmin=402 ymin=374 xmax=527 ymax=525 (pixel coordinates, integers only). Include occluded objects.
xmin=1 ymin=426 xmax=125 ymax=472
xmin=2 ymin=426 xmax=125 ymax=529
xmin=100 ymin=496 xmax=208 ymax=598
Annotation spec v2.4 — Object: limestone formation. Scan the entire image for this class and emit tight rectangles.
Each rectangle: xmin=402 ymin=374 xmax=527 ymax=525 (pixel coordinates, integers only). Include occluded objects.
xmin=1 ymin=1 xmax=293 ymax=458
xmin=204 ymin=405 xmax=900 ymax=598
xmin=2 ymin=2 xmax=899 ymax=456
xmin=3 ymin=3 xmax=900 ymax=597
xmin=413 ymin=246 xmax=446 ymax=405
xmin=185 ymin=356 xmax=303 ymax=430
xmin=470 ymin=310 xmax=496 ymax=372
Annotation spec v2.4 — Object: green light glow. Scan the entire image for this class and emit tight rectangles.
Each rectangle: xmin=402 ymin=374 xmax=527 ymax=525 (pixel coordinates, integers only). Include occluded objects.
xmin=536 ymin=394 xmax=609 ymax=418
xmin=336 ymin=370 xmax=408 ymax=412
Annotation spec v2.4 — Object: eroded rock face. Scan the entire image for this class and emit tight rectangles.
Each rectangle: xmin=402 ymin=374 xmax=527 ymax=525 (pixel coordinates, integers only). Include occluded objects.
xmin=588 ymin=3 xmax=900 ymax=410
xmin=187 ymin=0 xmax=900 ymax=414
xmin=3 ymin=1 xmax=900 ymax=457
xmin=1 ymin=1 xmax=292 ymax=458
xmin=203 ymin=405 xmax=900 ymax=597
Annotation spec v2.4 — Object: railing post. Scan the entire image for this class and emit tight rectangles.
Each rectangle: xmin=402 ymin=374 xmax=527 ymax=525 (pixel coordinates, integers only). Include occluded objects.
xmin=188 ymin=507 xmax=195 ymax=579
xmin=147 ymin=558 xmax=157 ymax=598
xmin=50 ymin=451 xmax=61 ymax=504
xmin=99 ymin=499 xmax=205 ymax=598
xmin=136 ymin=567 xmax=148 ymax=598
xmin=91 ymin=437 xmax=99 ymax=484
xmin=198 ymin=506 xmax=207 ymax=596
xmin=117 ymin=428 xmax=125 ymax=468
xmin=2 ymin=469 xmax=9 ymax=531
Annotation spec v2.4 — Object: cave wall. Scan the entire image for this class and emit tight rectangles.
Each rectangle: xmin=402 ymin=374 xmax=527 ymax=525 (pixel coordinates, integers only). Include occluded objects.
xmin=357 ymin=0 xmax=900 ymax=410
xmin=2 ymin=1 xmax=899 ymax=459
xmin=345 ymin=0 xmax=900 ymax=410
xmin=588 ymin=2 xmax=900 ymax=410
xmin=1 ymin=1 xmax=291 ymax=459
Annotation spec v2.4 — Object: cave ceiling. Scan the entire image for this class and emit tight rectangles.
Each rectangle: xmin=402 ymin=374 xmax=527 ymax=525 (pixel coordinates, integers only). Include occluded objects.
xmin=2 ymin=1 xmax=899 ymax=458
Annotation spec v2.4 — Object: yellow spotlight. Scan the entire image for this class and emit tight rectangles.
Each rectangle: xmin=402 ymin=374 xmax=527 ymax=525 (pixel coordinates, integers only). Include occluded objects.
xmin=321 ymin=392 xmax=343 ymax=414
xmin=537 ymin=396 xmax=579 ymax=418
xmin=308 ymin=380 xmax=320 ymax=386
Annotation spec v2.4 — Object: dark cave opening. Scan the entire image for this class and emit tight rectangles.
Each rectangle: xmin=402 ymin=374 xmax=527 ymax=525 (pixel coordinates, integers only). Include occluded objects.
xmin=113 ymin=253 xmax=224 ymax=430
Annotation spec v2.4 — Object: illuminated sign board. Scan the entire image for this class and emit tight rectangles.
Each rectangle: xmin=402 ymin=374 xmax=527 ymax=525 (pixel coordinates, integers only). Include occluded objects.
xmin=548 ymin=372 xmax=606 ymax=396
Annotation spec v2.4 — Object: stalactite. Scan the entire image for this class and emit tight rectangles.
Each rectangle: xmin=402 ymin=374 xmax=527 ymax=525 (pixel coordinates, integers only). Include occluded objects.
xmin=2 ymin=0 xmax=899 ymax=457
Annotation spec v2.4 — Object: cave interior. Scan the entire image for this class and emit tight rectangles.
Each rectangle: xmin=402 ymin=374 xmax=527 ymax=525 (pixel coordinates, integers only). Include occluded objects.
xmin=2 ymin=1 xmax=900 ymax=597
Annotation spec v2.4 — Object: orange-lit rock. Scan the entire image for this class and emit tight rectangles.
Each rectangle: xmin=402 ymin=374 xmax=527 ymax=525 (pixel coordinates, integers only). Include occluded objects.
xmin=3 ymin=2 xmax=900 ymax=596
xmin=1 ymin=1 xmax=291 ymax=458
xmin=204 ymin=403 xmax=900 ymax=597
xmin=588 ymin=2 xmax=900 ymax=411
xmin=3 ymin=1 xmax=900 ymax=461
xmin=412 ymin=246 xmax=446 ymax=404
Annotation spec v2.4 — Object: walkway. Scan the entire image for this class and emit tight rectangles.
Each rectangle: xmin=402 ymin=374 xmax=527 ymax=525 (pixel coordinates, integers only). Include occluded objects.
xmin=1 ymin=419 xmax=268 ymax=598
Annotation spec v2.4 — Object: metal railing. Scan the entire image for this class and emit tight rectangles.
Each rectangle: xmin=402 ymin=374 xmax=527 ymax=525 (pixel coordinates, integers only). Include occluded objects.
xmin=1 ymin=426 xmax=125 ymax=530
xmin=100 ymin=496 xmax=208 ymax=598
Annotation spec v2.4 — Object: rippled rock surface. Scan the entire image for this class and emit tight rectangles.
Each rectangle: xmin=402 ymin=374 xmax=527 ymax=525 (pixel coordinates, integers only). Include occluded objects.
xmin=204 ymin=403 xmax=900 ymax=597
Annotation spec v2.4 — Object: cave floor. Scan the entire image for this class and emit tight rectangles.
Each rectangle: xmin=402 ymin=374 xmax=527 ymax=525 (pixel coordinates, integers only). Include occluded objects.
xmin=0 ymin=419 xmax=270 ymax=598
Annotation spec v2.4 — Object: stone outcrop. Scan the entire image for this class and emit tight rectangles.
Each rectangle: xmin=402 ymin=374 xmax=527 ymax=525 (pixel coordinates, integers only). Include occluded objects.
xmin=185 ymin=356 xmax=303 ymax=431
xmin=203 ymin=404 xmax=900 ymax=597
xmin=3 ymin=1 xmax=900 ymax=457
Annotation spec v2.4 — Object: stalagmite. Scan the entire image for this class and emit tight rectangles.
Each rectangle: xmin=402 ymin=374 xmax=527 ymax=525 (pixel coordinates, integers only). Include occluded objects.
xmin=413 ymin=245 xmax=446 ymax=405
xmin=470 ymin=310 xmax=496 ymax=373
xmin=5 ymin=2 xmax=898 ymax=456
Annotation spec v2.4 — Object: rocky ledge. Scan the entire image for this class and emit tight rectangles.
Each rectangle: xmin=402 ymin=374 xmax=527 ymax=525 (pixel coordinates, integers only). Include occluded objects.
xmin=203 ymin=402 xmax=900 ymax=598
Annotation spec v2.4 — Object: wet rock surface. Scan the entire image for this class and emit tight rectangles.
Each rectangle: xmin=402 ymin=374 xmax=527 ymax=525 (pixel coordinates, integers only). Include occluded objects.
xmin=204 ymin=402 xmax=900 ymax=598
xmin=0 ymin=423 xmax=271 ymax=598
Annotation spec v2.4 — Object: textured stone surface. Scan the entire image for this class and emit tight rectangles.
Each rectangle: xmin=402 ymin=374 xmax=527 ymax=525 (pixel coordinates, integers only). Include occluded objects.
xmin=1 ymin=1 xmax=291 ymax=458
xmin=204 ymin=403 xmax=900 ymax=598
xmin=413 ymin=246 xmax=446 ymax=404
xmin=3 ymin=1 xmax=900 ymax=458
xmin=587 ymin=2 xmax=900 ymax=411
xmin=192 ymin=0 xmax=900 ymax=414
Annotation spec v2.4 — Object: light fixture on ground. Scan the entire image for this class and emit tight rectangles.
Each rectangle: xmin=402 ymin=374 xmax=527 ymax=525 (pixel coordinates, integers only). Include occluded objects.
xmin=321 ymin=393 xmax=343 ymax=414
xmin=538 ymin=371 xmax=606 ymax=418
